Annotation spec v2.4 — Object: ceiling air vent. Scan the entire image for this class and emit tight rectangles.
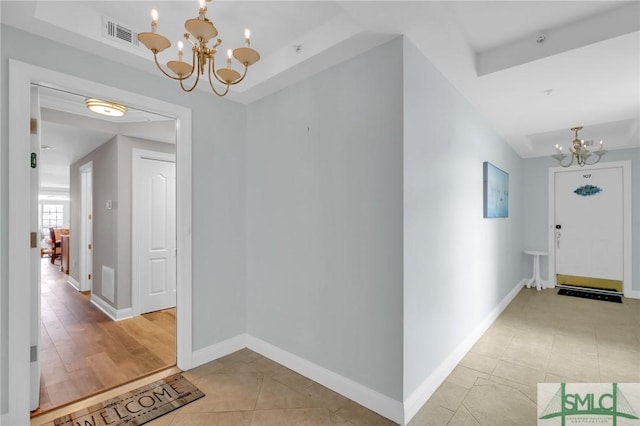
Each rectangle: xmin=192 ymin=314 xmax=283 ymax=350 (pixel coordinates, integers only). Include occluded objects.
xmin=102 ymin=16 xmax=141 ymax=49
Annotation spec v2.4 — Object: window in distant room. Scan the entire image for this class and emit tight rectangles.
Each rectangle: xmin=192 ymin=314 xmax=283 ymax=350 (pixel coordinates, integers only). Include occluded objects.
xmin=41 ymin=204 xmax=64 ymax=229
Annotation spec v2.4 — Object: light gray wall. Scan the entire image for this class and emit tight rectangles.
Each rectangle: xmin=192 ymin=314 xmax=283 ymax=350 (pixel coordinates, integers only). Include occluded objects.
xmin=1 ymin=23 xmax=247 ymax=408
xmin=402 ymin=38 xmax=525 ymax=398
xmin=246 ymin=38 xmax=405 ymax=400
xmin=522 ymin=148 xmax=640 ymax=291
xmin=70 ymin=138 xmax=118 ymax=303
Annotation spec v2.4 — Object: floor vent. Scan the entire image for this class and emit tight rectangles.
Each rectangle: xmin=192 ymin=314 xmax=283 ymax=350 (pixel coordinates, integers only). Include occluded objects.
xmin=102 ymin=16 xmax=141 ymax=49
xmin=102 ymin=265 xmax=115 ymax=303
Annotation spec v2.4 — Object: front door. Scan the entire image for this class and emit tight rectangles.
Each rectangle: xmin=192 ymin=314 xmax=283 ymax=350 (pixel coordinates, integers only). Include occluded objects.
xmin=554 ymin=166 xmax=624 ymax=291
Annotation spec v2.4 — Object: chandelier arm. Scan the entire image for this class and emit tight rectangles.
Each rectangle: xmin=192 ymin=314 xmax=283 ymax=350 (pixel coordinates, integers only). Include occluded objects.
xmin=210 ymin=69 xmax=231 ymax=86
xmin=585 ymin=156 xmax=603 ymax=166
xmin=228 ymin=65 xmax=249 ymax=86
xmin=207 ymin=57 xmax=231 ymax=96
xmin=560 ymin=155 xmax=575 ymax=168
xmin=207 ymin=51 xmax=234 ymax=86
xmin=152 ymin=53 xmax=194 ymax=81
xmin=185 ymin=47 xmax=198 ymax=80
xmin=179 ymin=79 xmax=200 ymax=93
xmin=179 ymin=70 xmax=201 ymax=93
xmin=208 ymin=79 xmax=231 ymax=96
xmin=176 ymin=49 xmax=204 ymax=92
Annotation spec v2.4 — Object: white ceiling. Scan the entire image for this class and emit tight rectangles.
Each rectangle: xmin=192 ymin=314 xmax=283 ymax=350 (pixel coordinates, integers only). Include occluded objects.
xmin=2 ymin=1 xmax=639 ymax=190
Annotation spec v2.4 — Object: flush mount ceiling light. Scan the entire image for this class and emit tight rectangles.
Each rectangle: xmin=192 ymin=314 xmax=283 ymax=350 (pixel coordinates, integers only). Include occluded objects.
xmin=85 ymin=98 xmax=127 ymax=117
xmin=137 ymin=0 xmax=260 ymax=97
xmin=552 ymin=126 xmax=607 ymax=167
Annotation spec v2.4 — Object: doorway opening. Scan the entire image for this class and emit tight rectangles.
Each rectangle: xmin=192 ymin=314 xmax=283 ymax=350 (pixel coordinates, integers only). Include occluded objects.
xmin=34 ymin=85 xmax=179 ymax=414
xmin=6 ymin=60 xmax=193 ymax=424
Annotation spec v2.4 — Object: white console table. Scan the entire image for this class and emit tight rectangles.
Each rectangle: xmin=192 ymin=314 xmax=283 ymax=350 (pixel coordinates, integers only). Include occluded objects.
xmin=524 ymin=250 xmax=548 ymax=291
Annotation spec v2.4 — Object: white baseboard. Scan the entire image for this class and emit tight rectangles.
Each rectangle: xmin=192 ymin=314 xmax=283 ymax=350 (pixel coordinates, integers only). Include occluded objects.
xmin=403 ymin=279 xmax=524 ymax=425
xmin=625 ymin=290 xmax=640 ymax=300
xmin=90 ymin=294 xmax=133 ymax=321
xmin=188 ymin=280 xmax=524 ymax=426
xmin=191 ymin=334 xmax=248 ymax=368
xmin=188 ymin=334 xmax=403 ymax=425
xmin=67 ymin=276 xmax=81 ymax=291
xmin=246 ymin=336 xmax=404 ymax=425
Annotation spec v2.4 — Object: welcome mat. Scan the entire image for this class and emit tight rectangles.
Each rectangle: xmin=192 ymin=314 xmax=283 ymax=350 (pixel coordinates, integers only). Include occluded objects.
xmin=53 ymin=373 xmax=204 ymax=426
xmin=558 ymin=288 xmax=622 ymax=303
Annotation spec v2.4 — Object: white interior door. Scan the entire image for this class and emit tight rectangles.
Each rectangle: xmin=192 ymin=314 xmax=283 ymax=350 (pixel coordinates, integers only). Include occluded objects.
xmin=80 ymin=162 xmax=93 ymax=292
xmin=554 ymin=167 xmax=623 ymax=286
xmin=29 ymin=86 xmax=41 ymax=410
xmin=135 ymin=155 xmax=176 ymax=314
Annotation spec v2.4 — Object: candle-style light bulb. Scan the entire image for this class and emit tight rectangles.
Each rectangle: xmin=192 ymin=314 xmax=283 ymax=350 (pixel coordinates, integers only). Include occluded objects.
xmin=199 ymin=0 xmax=206 ymax=18
xmin=244 ymin=28 xmax=251 ymax=46
xmin=599 ymin=140 xmax=604 ymax=150
xmin=151 ymin=9 xmax=159 ymax=33
xmin=178 ymin=41 xmax=184 ymax=61
xmin=227 ymin=49 xmax=233 ymax=68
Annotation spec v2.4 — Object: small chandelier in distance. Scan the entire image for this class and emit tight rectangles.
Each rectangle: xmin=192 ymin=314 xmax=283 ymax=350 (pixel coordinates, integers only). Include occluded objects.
xmin=137 ymin=0 xmax=260 ymax=97
xmin=552 ymin=126 xmax=607 ymax=168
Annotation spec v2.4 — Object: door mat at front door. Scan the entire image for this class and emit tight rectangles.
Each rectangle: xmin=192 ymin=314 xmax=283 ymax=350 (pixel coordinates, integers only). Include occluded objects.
xmin=53 ymin=373 xmax=204 ymax=426
xmin=558 ymin=288 xmax=622 ymax=303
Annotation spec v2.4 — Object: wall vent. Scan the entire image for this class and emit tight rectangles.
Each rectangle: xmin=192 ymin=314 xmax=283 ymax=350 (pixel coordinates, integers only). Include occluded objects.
xmin=102 ymin=16 xmax=141 ymax=49
xmin=583 ymin=139 xmax=594 ymax=147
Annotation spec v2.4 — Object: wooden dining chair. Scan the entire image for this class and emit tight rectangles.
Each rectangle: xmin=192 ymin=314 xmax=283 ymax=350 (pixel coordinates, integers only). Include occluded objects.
xmin=49 ymin=227 xmax=62 ymax=264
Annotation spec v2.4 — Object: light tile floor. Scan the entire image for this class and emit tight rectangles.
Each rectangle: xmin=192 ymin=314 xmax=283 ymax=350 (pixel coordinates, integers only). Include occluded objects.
xmin=409 ymin=287 xmax=640 ymax=425
xmin=32 ymin=287 xmax=640 ymax=426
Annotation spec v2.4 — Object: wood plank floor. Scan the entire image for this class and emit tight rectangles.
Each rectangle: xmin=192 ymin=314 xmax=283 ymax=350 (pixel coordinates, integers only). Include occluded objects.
xmin=33 ymin=258 xmax=176 ymax=415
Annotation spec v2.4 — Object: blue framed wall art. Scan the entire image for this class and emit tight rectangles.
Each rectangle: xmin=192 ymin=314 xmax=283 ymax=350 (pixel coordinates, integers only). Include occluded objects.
xmin=483 ymin=161 xmax=509 ymax=218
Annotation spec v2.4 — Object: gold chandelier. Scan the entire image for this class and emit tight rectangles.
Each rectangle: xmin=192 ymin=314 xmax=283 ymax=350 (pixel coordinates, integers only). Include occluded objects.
xmin=552 ymin=126 xmax=607 ymax=168
xmin=137 ymin=0 xmax=260 ymax=97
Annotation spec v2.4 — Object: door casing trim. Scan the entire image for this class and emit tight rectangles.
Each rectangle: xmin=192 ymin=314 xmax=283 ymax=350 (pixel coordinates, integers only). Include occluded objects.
xmin=79 ymin=161 xmax=94 ymax=293
xmin=6 ymin=59 xmax=193 ymax=424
